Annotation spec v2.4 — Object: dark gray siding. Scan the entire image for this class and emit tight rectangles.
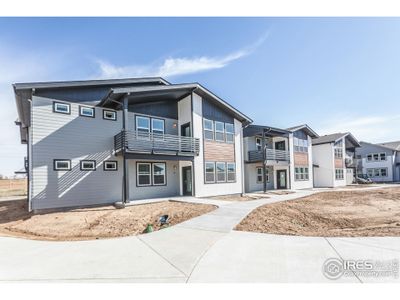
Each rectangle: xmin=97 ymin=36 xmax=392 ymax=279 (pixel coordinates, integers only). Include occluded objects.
xmin=202 ymin=98 xmax=234 ymax=123
xmin=129 ymin=100 xmax=178 ymax=120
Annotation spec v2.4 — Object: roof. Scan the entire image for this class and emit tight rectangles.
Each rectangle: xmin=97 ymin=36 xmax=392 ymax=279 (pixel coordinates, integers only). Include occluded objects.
xmin=100 ymin=82 xmax=253 ymax=125
xmin=243 ymin=125 xmax=290 ymax=137
xmin=312 ymin=132 xmax=361 ymax=148
xmin=359 ymin=141 xmax=397 ymax=152
xmin=378 ymin=141 xmax=400 ymax=151
xmin=286 ymin=124 xmax=319 ymax=138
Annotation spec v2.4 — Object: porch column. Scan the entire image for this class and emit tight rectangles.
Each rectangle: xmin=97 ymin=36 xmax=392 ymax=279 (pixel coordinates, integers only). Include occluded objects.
xmin=122 ymin=95 xmax=130 ymax=204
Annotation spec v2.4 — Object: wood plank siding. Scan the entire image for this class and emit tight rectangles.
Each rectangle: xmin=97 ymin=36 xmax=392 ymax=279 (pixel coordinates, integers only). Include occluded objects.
xmin=335 ymin=158 xmax=344 ymax=168
xmin=294 ymin=152 xmax=309 ymax=166
xmin=204 ymin=140 xmax=235 ymax=162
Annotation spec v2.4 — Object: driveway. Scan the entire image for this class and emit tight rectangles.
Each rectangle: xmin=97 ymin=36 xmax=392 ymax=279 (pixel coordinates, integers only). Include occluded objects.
xmin=0 ymin=188 xmax=399 ymax=283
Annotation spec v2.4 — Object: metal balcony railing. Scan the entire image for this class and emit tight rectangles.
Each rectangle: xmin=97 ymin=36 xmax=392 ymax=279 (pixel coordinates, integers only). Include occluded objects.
xmin=114 ymin=130 xmax=200 ymax=156
xmin=248 ymin=149 xmax=290 ymax=162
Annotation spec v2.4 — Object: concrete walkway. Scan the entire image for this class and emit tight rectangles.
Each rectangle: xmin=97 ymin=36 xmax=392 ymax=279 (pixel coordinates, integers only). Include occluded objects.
xmin=0 ymin=188 xmax=399 ymax=282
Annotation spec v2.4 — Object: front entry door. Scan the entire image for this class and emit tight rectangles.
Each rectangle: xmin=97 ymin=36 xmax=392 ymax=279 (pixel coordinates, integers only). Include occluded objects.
xmin=182 ymin=166 xmax=193 ymax=196
xmin=276 ymin=170 xmax=287 ymax=189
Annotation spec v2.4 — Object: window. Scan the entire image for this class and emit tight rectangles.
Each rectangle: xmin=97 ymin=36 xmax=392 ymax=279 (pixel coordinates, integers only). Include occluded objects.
xmin=216 ymin=162 xmax=226 ymax=182
xmin=136 ymin=116 xmax=150 ymax=138
xmin=152 ymin=118 xmax=165 ymax=135
xmin=205 ymin=162 xmax=215 ymax=183
xmin=103 ymin=109 xmax=116 ymax=121
xmin=104 ymin=161 xmax=118 ymax=171
xmin=79 ymin=106 xmax=95 ymax=118
xmin=367 ymin=168 xmax=388 ymax=178
xmin=225 ymin=123 xmax=234 ymax=143
xmin=367 ymin=152 xmax=387 ymax=162
xmin=227 ymin=163 xmax=236 ymax=182
xmin=294 ymin=137 xmax=308 ymax=153
xmin=256 ymin=167 xmax=269 ymax=183
xmin=256 ymin=137 xmax=262 ymax=151
xmin=295 ymin=167 xmax=309 ymax=181
xmin=215 ymin=121 xmax=225 ymax=142
xmin=367 ymin=169 xmax=374 ymax=177
xmin=53 ymin=102 xmax=70 ymax=114
xmin=373 ymin=153 xmax=379 ymax=161
xmin=80 ymin=160 xmax=96 ymax=171
xmin=367 ymin=154 xmax=373 ymax=161
xmin=335 ymin=168 xmax=344 ymax=180
xmin=380 ymin=153 xmax=386 ymax=161
xmin=203 ymin=119 xmax=214 ymax=140
xmin=54 ymin=159 xmax=71 ymax=171
xmin=137 ymin=163 xmax=151 ymax=186
xmin=381 ymin=168 xmax=388 ymax=177
xmin=275 ymin=141 xmax=286 ymax=151
xmin=152 ymin=163 xmax=166 ymax=185
xmin=334 ymin=148 xmax=343 ymax=158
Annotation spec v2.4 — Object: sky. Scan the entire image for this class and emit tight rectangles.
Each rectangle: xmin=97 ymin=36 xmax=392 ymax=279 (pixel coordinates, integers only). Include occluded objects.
xmin=1 ymin=17 xmax=400 ymax=176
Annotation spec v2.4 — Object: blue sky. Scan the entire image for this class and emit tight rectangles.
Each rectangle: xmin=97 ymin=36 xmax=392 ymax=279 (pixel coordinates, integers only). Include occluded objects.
xmin=1 ymin=17 xmax=400 ymax=176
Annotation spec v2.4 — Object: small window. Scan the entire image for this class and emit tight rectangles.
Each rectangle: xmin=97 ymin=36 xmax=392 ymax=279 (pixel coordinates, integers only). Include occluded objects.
xmin=152 ymin=163 xmax=166 ymax=185
xmin=380 ymin=153 xmax=386 ymax=161
xmin=79 ymin=106 xmax=95 ymax=118
xmin=53 ymin=102 xmax=70 ymax=114
xmin=205 ymin=162 xmax=215 ymax=183
xmin=103 ymin=109 xmax=117 ymax=121
xmin=216 ymin=162 xmax=226 ymax=182
xmin=256 ymin=167 xmax=269 ymax=183
xmin=137 ymin=163 xmax=151 ymax=186
xmin=215 ymin=122 xmax=225 ymax=142
xmin=54 ymin=159 xmax=71 ymax=171
xmin=104 ymin=161 xmax=118 ymax=171
xmin=225 ymin=123 xmax=234 ymax=143
xmin=80 ymin=160 xmax=96 ymax=171
xmin=152 ymin=118 xmax=165 ymax=135
xmin=227 ymin=162 xmax=236 ymax=182
xmin=335 ymin=168 xmax=344 ymax=180
xmin=136 ymin=116 xmax=150 ymax=139
xmin=367 ymin=169 xmax=374 ymax=177
xmin=203 ymin=119 xmax=214 ymax=140
xmin=256 ymin=137 xmax=262 ymax=151
xmin=367 ymin=154 xmax=373 ymax=161
xmin=381 ymin=168 xmax=388 ymax=177
xmin=373 ymin=153 xmax=379 ymax=161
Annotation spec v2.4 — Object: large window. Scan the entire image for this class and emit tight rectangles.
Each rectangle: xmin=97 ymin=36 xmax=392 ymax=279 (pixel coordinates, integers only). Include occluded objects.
xmin=54 ymin=159 xmax=71 ymax=171
xmin=53 ymin=102 xmax=70 ymax=115
xmin=203 ymin=119 xmax=214 ymax=140
xmin=295 ymin=167 xmax=309 ymax=181
xmin=256 ymin=167 xmax=269 ymax=183
xmin=215 ymin=122 xmax=225 ymax=142
xmin=205 ymin=162 xmax=215 ymax=183
xmin=152 ymin=163 xmax=166 ymax=185
xmin=137 ymin=163 xmax=152 ymax=186
xmin=225 ymin=123 xmax=234 ymax=143
xmin=216 ymin=162 xmax=226 ymax=182
xmin=335 ymin=168 xmax=344 ymax=180
xmin=294 ymin=137 xmax=308 ymax=153
xmin=367 ymin=168 xmax=388 ymax=178
xmin=367 ymin=152 xmax=387 ymax=162
xmin=227 ymin=163 xmax=236 ymax=182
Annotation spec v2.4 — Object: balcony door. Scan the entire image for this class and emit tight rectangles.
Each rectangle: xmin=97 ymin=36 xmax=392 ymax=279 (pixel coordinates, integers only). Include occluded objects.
xmin=275 ymin=141 xmax=286 ymax=151
xmin=181 ymin=123 xmax=191 ymax=137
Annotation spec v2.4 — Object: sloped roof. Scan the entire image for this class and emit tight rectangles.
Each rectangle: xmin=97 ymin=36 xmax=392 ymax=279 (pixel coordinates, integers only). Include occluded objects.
xmin=378 ymin=141 xmax=400 ymax=151
xmin=286 ymin=124 xmax=319 ymax=138
xmin=243 ymin=125 xmax=290 ymax=137
xmin=312 ymin=132 xmax=360 ymax=148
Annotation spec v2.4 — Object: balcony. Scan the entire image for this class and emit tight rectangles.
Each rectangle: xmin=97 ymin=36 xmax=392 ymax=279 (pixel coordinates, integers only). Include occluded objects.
xmin=114 ymin=130 xmax=200 ymax=157
xmin=248 ymin=149 xmax=290 ymax=163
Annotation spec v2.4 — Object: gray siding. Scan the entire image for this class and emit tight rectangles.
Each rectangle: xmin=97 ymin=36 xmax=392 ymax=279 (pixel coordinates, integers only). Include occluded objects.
xmin=244 ymin=163 xmax=274 ymax=192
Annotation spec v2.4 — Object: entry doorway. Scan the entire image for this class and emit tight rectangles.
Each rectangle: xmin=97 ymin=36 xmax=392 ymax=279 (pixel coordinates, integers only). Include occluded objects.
xmin=182 ymin=166 xmax=193 ymax=196
xmin=276 ymin=170 xmax=287 ymax=189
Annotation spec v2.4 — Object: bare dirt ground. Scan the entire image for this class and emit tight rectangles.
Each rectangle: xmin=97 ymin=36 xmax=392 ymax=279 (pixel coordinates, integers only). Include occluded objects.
xmin=0 ymin=179 xmax=27 ymax=197
xmin=236 ymin=187 xmax=400 ymax=237
xmin=210 ymin=194 xmax=269 ymax=201
xmin=0 ymin=199 xmax=216 ymax=241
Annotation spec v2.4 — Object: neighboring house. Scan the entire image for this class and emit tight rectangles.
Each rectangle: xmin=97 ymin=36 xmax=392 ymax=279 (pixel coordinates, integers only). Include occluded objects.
xmin=14 ymin=78 xmax=252 ymax=211
xmin=243 ymin=124 xmax=318 ymax=192
xmin=312 ymin=132 xmax=361 ymax=187
xmin=355 ymin=141 xmax=400 ymax=182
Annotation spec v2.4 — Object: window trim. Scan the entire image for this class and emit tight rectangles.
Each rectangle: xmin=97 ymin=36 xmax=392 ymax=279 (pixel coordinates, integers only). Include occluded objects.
xmin=256 ymin=167 xmax=269 ymax=183
xmin=335 ymin=168 xmax=344 ymax=180
xmin=152 ymin=162 xmax=167 ymax=186
xmin=79 ymin=105 xmax=95 ymax=118
xmin=216 ymin=162 xmax=227 ymax=183
xmin=214 ymin=121 xmax=225 ymax=142
xmin=53 ymin=159 xmax=72 ymax=171
xmin=367 ymin=152 xmax=388 ymax=162
xmin=136 ymin=162 xmax=152 ymax=187
xmin=53 ymin=102 xmax=71 ymax=115
xmin=103 ymin=109 xmax=117 ymax=121
xmin=295 ymin=166 xmax=309 ymax=181
xmin=225 ymin=123 xmax=234 ymax=143
xmin=226 ymin=162 xmax=236 ymax=183
xmin=104 ymin=161 xmax=118 ymax=171
xmin=205 ymin=161 xmax=216 ymax=184
xmin=151 ymin=118 xmax=165 ymax=135
xmin=80 ymin=160 xmax=96 ymax=171
xmin=203 ymin=118 xmax=214 ymax=141
xmin=366 ymin=167 xmax=388 ymax=178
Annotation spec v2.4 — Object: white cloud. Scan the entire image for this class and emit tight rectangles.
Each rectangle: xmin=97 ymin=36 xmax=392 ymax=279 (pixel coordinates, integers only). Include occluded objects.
xmin=316 ymin=114 xmax=400 ymax=143
xmin=95 ymin=32 xmax=269 ymax=79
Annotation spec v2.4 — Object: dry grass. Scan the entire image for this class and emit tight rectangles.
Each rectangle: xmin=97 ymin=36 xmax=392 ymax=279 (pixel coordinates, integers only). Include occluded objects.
xmin=236 ymin=187 xmax=400 ymax=237
xmin=0 ymin=179 xmax=27 ymax=197
xmin=0 ymin=199 xmax=216 ymax=241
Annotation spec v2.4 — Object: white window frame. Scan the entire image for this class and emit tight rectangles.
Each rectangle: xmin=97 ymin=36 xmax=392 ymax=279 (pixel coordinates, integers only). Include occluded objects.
xmin=367 ymin=154 xmax=373 ymax=161
xmin=54 ymin=159 xmax=71 ymax=171
xmin=80 ymin=160 xmax=96 ymax=171
xmin=256 ymin=167 xmax=269 ymax=183
xmin=380 ymin=153 xmax=387 ymax=161
xmin=216 ymin=162 xmax=226 ymax=182
xmin=104 ymin=161 xmax=118 ymax=171
xmin=152 ymin=163 xmax=166 ymax=186
xmin=205 ymin=162 xmax=216 ymax=183
xmin=225 ymin=123 xmax=234 ymax=143
xmin=103 ymin=109 xmax=117 ymax=121
xmin=53 ymin=102 xmax=70 ymax=114
xmin=214 ymin=121 xmax=225 ymax=142
xmin=151 ymin=118 xmax=165 ymax=135
xmin=227 ymin=162 xmax=236 ymax=182
xmin=380 ymin=168 xmax=388 ymax=177
xmin=203 ymin=119 xmax=214 ymax=141
xmin=295 ymin=167 xmax=309 ymax=181
xmin=137 ymin=163 xmax=152 ymax=187
xmin=256 ymin=137 xmax=262 ymax=151
xmin=79 ymin=106 xmax=95 ymax=118
xmin=335 ymin=168 xmax=344 ymax=180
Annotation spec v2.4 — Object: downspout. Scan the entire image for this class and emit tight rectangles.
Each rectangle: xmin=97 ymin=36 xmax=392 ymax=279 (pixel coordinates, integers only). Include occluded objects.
xmin=122 ymin=95 xmax=130 ymax=205
xmin=262 ymin=128 xmax=272 ymax=193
